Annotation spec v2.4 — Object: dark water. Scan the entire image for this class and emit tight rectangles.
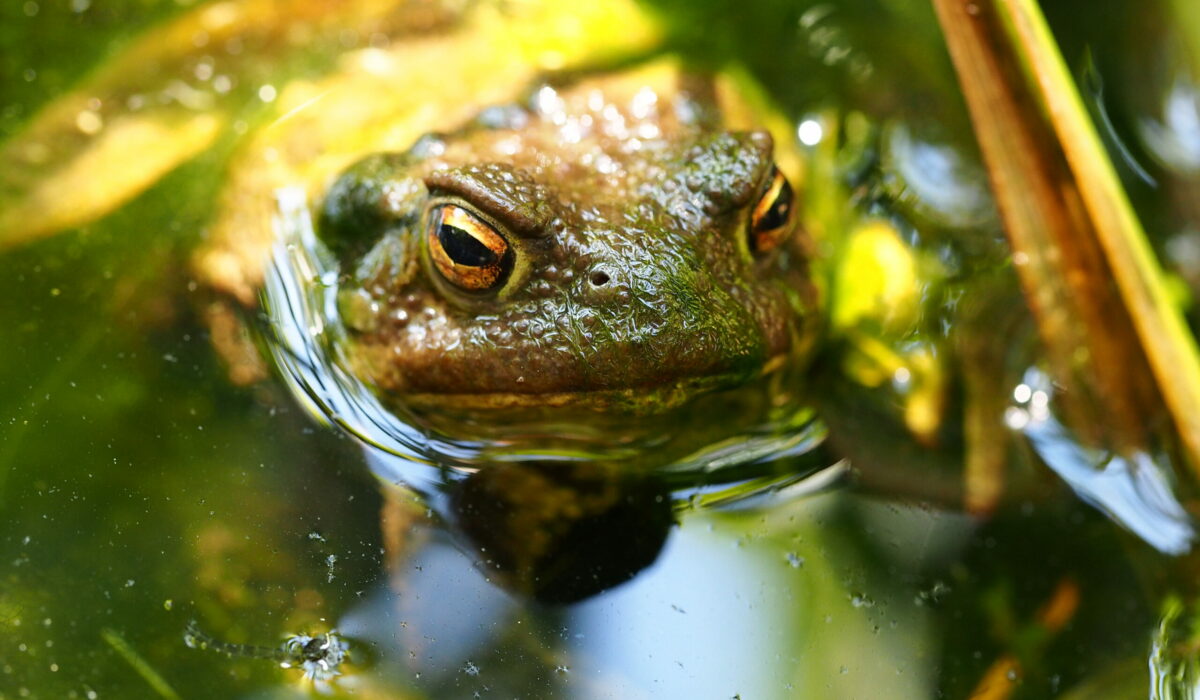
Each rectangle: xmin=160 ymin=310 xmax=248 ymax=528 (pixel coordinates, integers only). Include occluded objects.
xmin=1 ymin=1 xmax=1197 ymax=698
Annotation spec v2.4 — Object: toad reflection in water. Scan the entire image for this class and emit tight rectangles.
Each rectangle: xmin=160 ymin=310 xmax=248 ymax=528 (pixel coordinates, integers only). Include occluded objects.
xmin=263 ymin=64 xmax=836 ymax=603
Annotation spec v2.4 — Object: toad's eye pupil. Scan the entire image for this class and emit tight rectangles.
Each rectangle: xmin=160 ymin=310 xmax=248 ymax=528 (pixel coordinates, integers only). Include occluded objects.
xmin=439 ymin=223 xmax=499 ymax=266
xmin=757 ymin=189 xmax=792 ymax=231
xmin=749 ymin=167 xmax=795 ymax=254
xmin=427 ymin=204 xmax=511 ymax=291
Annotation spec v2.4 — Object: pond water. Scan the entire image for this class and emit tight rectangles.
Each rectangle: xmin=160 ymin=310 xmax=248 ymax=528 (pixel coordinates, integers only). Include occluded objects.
xmin=2 ymin=1 xmax=1198 ymax=698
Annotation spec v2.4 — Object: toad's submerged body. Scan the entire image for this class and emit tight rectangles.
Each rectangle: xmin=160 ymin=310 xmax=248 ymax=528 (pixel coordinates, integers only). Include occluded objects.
xmin=319 ymin=68 xmax=819 ymax=416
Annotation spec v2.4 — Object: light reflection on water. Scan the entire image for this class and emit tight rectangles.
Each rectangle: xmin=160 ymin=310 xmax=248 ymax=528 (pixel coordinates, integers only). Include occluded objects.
xmin=329 ymin=491 xmax=944 ymax=699
xmin=1011 ymin=368 xmax=1195 ymax=555
xmin=1140 ymin=73 xmax=1200 ymax=175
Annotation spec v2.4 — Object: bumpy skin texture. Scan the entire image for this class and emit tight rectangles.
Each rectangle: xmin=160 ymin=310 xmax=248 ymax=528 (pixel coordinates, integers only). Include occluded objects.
xmin=320 ymin=74 xmax=816 ymax=411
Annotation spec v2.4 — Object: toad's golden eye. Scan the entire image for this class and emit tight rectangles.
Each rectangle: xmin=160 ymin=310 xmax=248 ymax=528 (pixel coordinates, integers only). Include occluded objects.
xmin=427 ymin=204 xmax=511 ymax=291
xmin=749 ymin=167 xmax=795 ymax=254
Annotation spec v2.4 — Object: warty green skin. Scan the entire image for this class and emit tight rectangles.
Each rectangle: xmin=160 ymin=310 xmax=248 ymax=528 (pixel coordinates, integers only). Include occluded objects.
xmin=320 ymin=77 xmax=818 ymax=413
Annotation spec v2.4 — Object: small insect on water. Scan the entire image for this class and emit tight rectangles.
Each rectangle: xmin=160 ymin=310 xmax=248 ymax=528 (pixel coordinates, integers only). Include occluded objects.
xmin=279 ymin=630 xmax=351 ymax=681
xmin=184 ymin=619 xmax=350 ymax=682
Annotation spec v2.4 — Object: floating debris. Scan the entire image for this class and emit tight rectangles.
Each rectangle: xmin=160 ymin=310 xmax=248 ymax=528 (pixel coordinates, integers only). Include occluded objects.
xmin=184 ymin=619 xmax=350 ymax=681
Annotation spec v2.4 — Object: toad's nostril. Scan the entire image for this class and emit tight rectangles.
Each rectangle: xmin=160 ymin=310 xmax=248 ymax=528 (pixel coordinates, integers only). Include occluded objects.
xmin=589 ymin=270 xmax=611 ymax=287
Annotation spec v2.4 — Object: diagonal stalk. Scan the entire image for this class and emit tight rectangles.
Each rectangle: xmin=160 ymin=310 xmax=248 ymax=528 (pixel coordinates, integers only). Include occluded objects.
xmin=932 ymin=0 xmax=1200 ymax=478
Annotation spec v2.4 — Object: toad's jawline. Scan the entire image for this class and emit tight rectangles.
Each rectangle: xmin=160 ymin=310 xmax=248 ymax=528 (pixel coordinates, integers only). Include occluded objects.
xmin=394 ymin=352 xmax=792 ymax=411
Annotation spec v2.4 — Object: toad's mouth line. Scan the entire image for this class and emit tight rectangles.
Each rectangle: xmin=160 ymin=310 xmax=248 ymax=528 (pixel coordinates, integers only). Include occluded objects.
xmin=391 ymin=352 xmax=793 ymax=411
